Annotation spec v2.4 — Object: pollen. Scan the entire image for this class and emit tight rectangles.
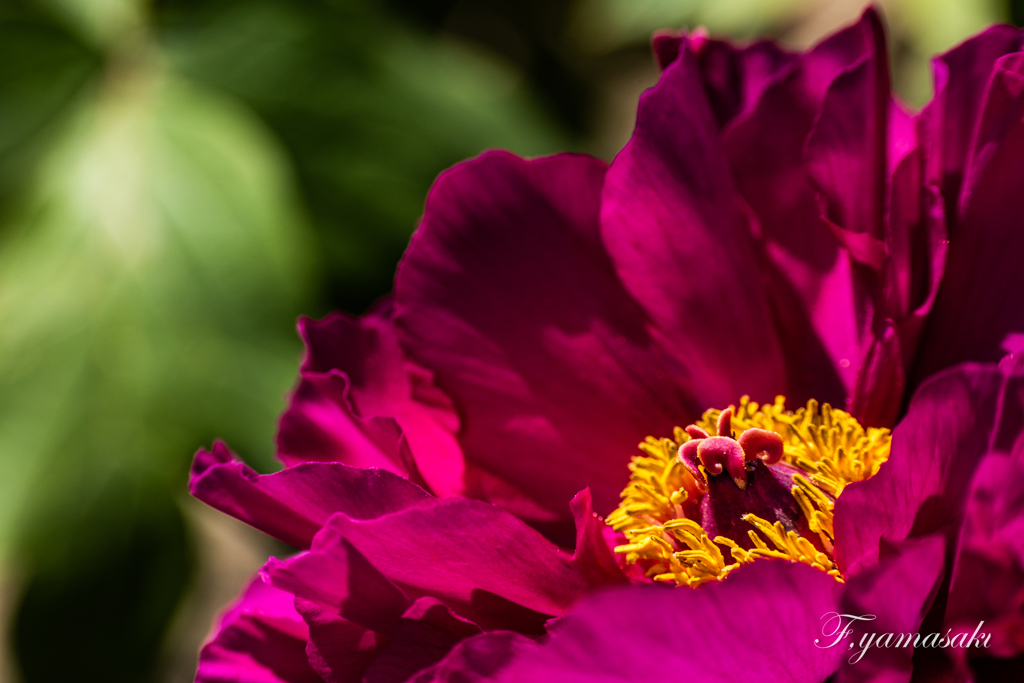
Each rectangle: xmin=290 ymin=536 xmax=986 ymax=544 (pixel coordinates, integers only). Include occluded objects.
xmin=607 ymin=396 xmax=891 ymax=586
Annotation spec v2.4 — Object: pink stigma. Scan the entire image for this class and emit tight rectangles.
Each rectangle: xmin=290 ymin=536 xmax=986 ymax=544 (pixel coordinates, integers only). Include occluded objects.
xmin=738 ymin=429 xmax=784 ymax=465
xmin=716 ymin=408 xmax=733 ymax=438
xmin=697 ymin=436 xmax=748 ymax=490
xmin=677 ymin=409 xmax=786 ymax=491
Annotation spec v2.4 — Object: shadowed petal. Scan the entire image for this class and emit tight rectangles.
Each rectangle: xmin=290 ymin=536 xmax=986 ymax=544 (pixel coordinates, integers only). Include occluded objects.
xmin=884 ymin=151 xmax=948 ymax=381
xmin=803 ymin=10 xmax=901 ymax=426
xmin=945 ymin=435 xmax=1024 ymax=661
xmin=189 ymin=442 xmax=434 ymax=548
xmin=268 ymin=497 xmax=594 ymax=632
xmin=805 ymin=10 xmax=889 ymax=253
xmin=195 ymin=577 xmax=321 ymax=683
xmin=493 ymin=561 xmax=843 ymax=683
xmin=922 ymin=26 xmax=1024 ymax=225
xmin=265 ymin=540 xmax=411 ymax=635
xmin=363 ymin=598 xmax=482 ymax=683
xmin=408 ymin=632 xmax=537 ymax=683
xmin=916 ymin=46 xmax=1024 ymax=381
xmin=714 ymin=12 xmax=882 ymax=407
xmin=294 ymin=601 xmax=381 ymax=683
xmin=289 ymin=594 xmax=486 ymax=683
xmin=600 ymin=36 xmax=786 ymax=412
xmin=835 ymin=535 xmax=946 ymax=683
xmin=834 ymin=362 xmax=1024 ymax=575
xmin=395 ymin=150 xmax=695 ymax=519
xmin=295 ymin=312 xmax=465 ymax=496
xmin=277 ymin=371 xmax=409 ymax=474
xmin=849 ymin=319 xmax=905 ymax=429
xmin=690 ymin=35 xmax=797 ymax=128
xmin=569 ymin=488 xmax=626 ymax=587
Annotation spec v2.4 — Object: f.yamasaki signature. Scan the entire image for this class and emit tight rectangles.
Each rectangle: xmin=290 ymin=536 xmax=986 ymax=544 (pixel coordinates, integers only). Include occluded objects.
xmin=816 ymin=612 xmax=992 ymax=664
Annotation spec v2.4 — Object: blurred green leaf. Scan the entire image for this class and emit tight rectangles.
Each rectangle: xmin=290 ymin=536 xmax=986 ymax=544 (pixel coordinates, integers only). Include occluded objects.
xmin=37 ymin=0 xmax=147 ymax=48
xmin=568 ymin=0 xmax=803 ymax=52
xmin=887 ymin=0 xmax=1006 ymax=105
xmin=13 ymin=477 xmax=192 ymax=683
xmin=157 ymin=0 xmax=568 ymax=312
xmin=0 ymin=55 xmax=312 ymax=562
xmin=0 ymin=9 xmax=100 ymax=206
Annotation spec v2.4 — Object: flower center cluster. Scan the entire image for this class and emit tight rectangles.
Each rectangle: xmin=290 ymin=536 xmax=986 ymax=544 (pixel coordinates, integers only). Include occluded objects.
xmin=606 ymin=396 xmax=891 ymax=586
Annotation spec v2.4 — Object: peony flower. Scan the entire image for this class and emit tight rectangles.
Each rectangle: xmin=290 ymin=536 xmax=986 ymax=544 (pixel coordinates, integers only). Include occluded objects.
xmin=492 ymin=356 xmax=1024 ymax=682
xmin=190 ymin=9 xmax=1024 ymax=682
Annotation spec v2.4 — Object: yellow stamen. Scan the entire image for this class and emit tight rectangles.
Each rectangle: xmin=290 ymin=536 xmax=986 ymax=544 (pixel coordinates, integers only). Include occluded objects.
xmin=605 ymin=428 xmax=696 ymax=534
xmin=741 ymin=513 xmax=840 ymax=580
xmin=608 ymin=396 xmax=890 ymax=586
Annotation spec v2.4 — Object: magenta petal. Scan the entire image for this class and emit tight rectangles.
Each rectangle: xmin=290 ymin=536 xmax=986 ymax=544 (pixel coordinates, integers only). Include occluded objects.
xmin=395 ymin=150 xmax=695 ymax=518
xmin=916 ymin=47 xmax=1024 ymax=380
xmin=718 ymin=13 xmax=882 ymax=405
xmin=693 ymin=37 xmax=797 ymax=128
xmin=315 ymin=499 xmax=588 ymax=624
xmin=408 ymin=632 xmax=537 ymax=683
xmin=273 ymin=498 xmax=590 ymax=631
xmin=805 ymin=10 xmax=889 ymax=251
xmin=296 ymin=313 xmax=465 ymax=496
xmin=945 ymin=437 xmax=1024 ymax=660
xmin=849 ymin=320 xmax=905 ymax=429
xmin=802 ymin=13 xmax=898 ymax=423
xmin=265 ymin=540 xmax=411 ymax=635
xmin=195 ymin=577 xmax=321 ymax=683
xmin=835 ymin=534 xmax=946 ymax=683
xmin=601 ymin=37 xmax=786 ymax=410
xmin=277 ymin=371 xmax=408 ymax=473
xmin=363 ymin=597 xmax=482 ymax=683
xmin=836 ymin=361 xmax=1024 ymax=676
xmin=957 ymin=51 xmax=1024 ymax=205
xmin=923 ymin=25 xmax=1024 ymax=222
xmin=884 ymin=150 xmax=948 ymax=375
xmin=190 ymin=442 xmax=434 ymax=548
xmin=569 ymin=488 xmax=626 ymax=587
xmin=494 ymin=561 xmax=843 ymax=682
xmin=651 ymin=31 xmax=682 ymax=71
xmin=281 ymin=561 xmax=488 ymax=683
xmin=722 ymin=11 xmax=881 ymax=241
xmin=294 ymin=600 xmax=381 ymax=683
xmin=834 ymin=363 xmax=1023 ymax=575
